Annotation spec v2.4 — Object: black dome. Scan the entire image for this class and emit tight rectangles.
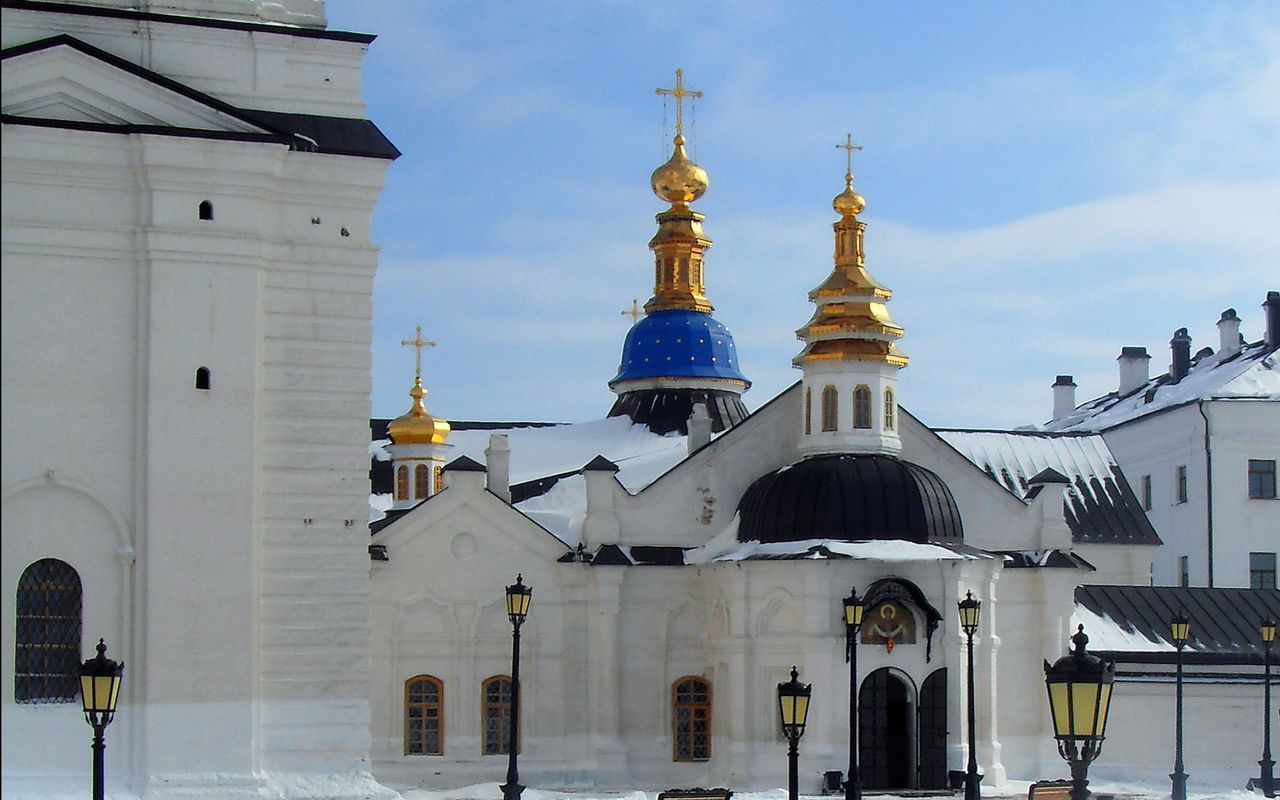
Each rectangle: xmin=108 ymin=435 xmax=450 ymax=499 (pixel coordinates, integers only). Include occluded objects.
xmin=737 ymin=454 xmax=963 ymax=543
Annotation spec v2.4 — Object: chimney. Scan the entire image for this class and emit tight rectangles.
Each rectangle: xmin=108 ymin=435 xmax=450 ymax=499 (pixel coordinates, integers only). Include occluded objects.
xmin=1117 ymin=346 xmax=1150 ymax=395
xmin=1264 ymin=291 xmax=1280 ymax=347
xmin=1217 ymin=308 xmax=1241 ymax=359
xmin=687 ymin=403 xmax=712 ymax=455
xmin=581 ymin=455 xmax=621 ymax=548
xmin=1170 ymin=328 xmax=1191 ymax=383
xmin=484 ymin=433 xmax=511 ymax=503
xmin=1052 ymin=375 xmax=1076 ymax=421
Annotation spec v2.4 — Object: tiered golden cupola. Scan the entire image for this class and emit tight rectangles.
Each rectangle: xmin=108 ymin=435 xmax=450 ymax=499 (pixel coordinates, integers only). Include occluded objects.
xmin=645 ymin=130 xmax=713 ymax=314
xmin=386 ymin=327 xmax=452 ymax=508
xmin=794 ymin=136 xmax=907 ymax=457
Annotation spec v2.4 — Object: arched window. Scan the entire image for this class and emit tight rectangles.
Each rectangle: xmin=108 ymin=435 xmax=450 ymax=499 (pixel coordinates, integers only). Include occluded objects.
xmin=804 ymin=388 xmax=812 ymax=435
xmin=198 ymin=200 xmax=213 ymax=220
xmin=396 ymin=465 xmax=410 ymax=501
xmin=821 ymin=385 xmax=838 ymax=432
xmin=854 ymin=385 xmax=872 ymax=429
xmin=482 ymin=675 xmax=517 ymax=755
xmin=672 ymin=676 xmax=712 ymax=761
xmin=404 ymin=674 xmax=444 ymax=755
xmin=884 ymin=388 xmax=896 ymax=431
xmin=414 ymin=464 xmax=430 ymax=499
xmin=15 ymin=559 xmax=82 ymax=704
xmin=195 ymin=366 xmax=211 ymax=390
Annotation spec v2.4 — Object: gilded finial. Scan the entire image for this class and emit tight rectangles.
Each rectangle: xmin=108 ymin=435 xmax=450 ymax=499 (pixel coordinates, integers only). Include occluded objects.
xmin=400 ymin=325 xmax=437 ymax=381
xmin=655 ymin=68 xmax=703 ymax=140
xmin=833 ymin=133 xmax=866 ymax=217
xmin=621 ymin=299 xmax=643 ymax=324
xmin=389 ymin=325 xmax=450 ymax=445
xmin=651 ymin=69 xmax=709 ymax=206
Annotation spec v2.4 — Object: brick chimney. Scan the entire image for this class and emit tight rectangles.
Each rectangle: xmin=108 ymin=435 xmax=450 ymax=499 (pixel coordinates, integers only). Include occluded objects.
xmin=1117 ymin=346 xmax=1150 ymax=395
xmin=1217 ymin=308 xmax=1241 ymax=359
xmin=1264 ymin=291 xmax=1280 ymax=348
xmin=1170 ymin=328 xmax=1192 ymax=383
xmin=1052 ymin=375 xmax=1076 ymax=421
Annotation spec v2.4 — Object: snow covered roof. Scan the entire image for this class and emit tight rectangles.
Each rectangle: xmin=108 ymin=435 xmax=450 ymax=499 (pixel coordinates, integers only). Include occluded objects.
xmin=1073 ymin=584 xmax=1280 ymax=664
xmin=936 ymin=429 xmax=1161 ymax=545
xmin=685 ymin=516 xmax=994 ymax=564
xmin=1046 ymin=340 xmax=1279 ymax=433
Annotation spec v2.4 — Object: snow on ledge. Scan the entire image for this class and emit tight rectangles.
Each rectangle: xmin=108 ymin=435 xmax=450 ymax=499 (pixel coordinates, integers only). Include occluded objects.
xmin=1071 ymin=603 xmax=1175 ymax=653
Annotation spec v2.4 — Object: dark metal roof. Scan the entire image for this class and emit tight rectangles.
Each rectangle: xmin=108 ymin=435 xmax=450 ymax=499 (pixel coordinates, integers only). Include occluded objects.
xmin=607 ymin=388 xmax=747 ymax=435
xmin=590 ymin=544 xmax=688 ymax=566
xmin=737 ymin=454 xmax=964 ymax=544
xmin=242 ymin=110 xmax=399 ymax=159
xmin=444 ymin=455 xmax=486 ymax=472
xmin=582 ymin=455 xmax=619 ymax=473
xmin=997 ymin=550 xmax=1095 ymax=570
xmin=1076 ymin=584 xmax=1280 ymax=665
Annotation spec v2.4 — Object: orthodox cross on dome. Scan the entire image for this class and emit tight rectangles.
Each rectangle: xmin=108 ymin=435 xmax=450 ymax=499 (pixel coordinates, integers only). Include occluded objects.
xmin=836 ymin=133 xmax=863 ymax=177
xmin=400 ymin=325 xmax=437 ymax=381
xmin=621 ymin=298 xmax=643 ymax=324
xmin=655 ymin=68 xmax=703 ymax=138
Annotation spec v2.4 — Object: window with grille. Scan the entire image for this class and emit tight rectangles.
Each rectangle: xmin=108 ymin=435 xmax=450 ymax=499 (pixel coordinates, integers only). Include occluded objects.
xmin=804 ymin=388 xmax=811 ymax=435
xmin=672 ymin=676 xmax=711 ymax=761
xmin=883 ymin=388 xmax=895 ymax=431
xmin=1251 ymin=553 xmax=1277 ymax=590
xmin=853 ymin=386 xmax=872 ymax=429
xmin=482 ymin=676 xmax=517 ymax=755
xmin=404 ymin=675 xmax=443 ymax=755
xmin=821 ymin=385 xmax=838 ymax=432
xmin=1249 ymin=460 xmax=1277 ymax=499
xmin=396 ymin=465 xmax=409 ymax=501
xmin=415 ymin=464 xmax=431 ymax=499
xmin=14 ymin=559 xmax=82 ymax=704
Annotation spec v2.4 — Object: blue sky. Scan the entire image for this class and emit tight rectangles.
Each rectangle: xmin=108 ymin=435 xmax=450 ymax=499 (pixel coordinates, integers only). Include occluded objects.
xmin=325 ymin=1 xmax=1280 ymax=428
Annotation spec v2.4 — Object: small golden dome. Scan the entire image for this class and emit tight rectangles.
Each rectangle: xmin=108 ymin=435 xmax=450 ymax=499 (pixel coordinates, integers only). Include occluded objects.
xmin=388 ymin=378 xmax=450 ymax=445
xmin=833 ymin=173 xmax=865 ymax=217
xmin=651 ymin=134 xmax=709 ymax=205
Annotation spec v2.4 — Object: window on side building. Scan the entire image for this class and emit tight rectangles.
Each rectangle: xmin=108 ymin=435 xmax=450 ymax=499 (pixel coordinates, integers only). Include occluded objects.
xmin=15 ymin=559 xmax=82 ymax=704
xmin=1251 ymin=552 xmax=1277 ymax=590
xmin=1141 ymin=474 xmax=1152 ymax=511
xmin=672 ymin=676 xmax=712 ymax=761
xmin=1249 ymin=459 xmax=1277 ymax=499
xmin=1179 ymin=556 xmax=1190 ymax=588
xmin=1175 ymin=465 xmax=1188 ymax=504
xmin=404 ymin=675 xmax=443 ymax=755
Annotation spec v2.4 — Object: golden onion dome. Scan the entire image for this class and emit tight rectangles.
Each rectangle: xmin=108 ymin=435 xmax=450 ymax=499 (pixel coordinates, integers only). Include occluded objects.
xmin=651 ymin=134 xmax=709 ymax=205
xmin=387 ymin=378 xmax=450 ymax=445
xmin=833 ymin=173 xmax=866 ymax=217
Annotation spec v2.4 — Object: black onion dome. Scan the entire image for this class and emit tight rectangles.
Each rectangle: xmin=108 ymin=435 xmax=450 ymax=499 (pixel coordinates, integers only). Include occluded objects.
xmin=737 ymin=454 xmax=963 ymax=543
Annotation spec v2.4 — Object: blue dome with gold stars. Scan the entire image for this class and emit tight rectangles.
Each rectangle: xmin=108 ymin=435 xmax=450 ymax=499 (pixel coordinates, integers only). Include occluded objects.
xmin=610 ymin=310 xmax=749 ymax=387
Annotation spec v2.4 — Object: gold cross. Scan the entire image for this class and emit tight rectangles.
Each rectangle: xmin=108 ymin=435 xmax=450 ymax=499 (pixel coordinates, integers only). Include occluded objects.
xmin=621 ymin=299 xmax=643 ymax=324
xmin=655 ymin=68 xmax=703 ymax=138
xmin=400 ymin=325 xmax=437 ymax=380
xmin=837 ymin=133 xmax=863 ymax=176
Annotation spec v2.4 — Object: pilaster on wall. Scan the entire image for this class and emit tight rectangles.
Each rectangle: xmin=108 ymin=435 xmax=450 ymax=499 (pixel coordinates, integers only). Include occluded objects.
xmin=587 ymin=568 xmax=629 ymax=783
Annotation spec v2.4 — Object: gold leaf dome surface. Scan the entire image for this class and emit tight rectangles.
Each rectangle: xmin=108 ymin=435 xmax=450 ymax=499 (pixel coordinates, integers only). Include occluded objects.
xmin=651 ymin=134 xmax=708 ymax=205
xmin=388 ymin=378 xmax=450 ymax=445
xmin=833 ymin=174 xmax=866 ymax=217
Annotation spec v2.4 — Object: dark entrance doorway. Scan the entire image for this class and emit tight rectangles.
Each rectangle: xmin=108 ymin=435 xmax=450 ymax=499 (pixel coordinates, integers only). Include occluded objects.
xmin=918 ymin=668 xmax=948 ymax=788
xmin=859 ymin=668 xmax=913 ymax=789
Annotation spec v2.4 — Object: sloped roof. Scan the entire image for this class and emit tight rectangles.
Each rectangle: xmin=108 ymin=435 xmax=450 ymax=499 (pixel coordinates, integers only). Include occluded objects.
xmin=1074 ymin=584 xmax=1280 ymax=664
xmin=936 ymin=429 xmax=1161 ymax=545
xmin=1046 ymin=340 xmax=1278 ymax=433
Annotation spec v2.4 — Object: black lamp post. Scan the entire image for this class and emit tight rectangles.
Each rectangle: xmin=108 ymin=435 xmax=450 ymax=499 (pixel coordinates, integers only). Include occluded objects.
xmin=501 ymin=574 xmax=532 ymax=800
xmin=1170 ymin=611 xmax=1190 ymax=800
xmin=78 ymin=638 xmax=124 ymax=800
xmin=958 ymin=591 xmax=982 ymax=800
xmin=778 ymin=666 xmax=812 ymax=800
xmin=1259 ymin=618 xmax=1277 ymax=798
xmin=1044 ymin=625 xmax=1116 ymax=800
xmin=842 ymin=587 xmax=865 ymax=800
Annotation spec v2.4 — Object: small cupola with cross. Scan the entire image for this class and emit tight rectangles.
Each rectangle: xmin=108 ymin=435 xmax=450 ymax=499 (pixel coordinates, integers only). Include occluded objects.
xmin=387 ymin=326 xmax=452 ymax=508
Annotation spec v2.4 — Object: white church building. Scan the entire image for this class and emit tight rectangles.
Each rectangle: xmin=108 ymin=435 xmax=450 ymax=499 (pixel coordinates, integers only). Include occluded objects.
xmin=3 ymin=2 xmax=1278 ymax=799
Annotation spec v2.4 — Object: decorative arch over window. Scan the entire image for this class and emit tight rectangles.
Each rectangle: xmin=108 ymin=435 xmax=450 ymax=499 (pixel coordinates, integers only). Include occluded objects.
xmin=853 ymin=385 xmax=872 ymax=429
xmin=395 ymin=465 xmax=410 ymax=501
xmin=883 ymin=388 xmax=896 ymax=431
xmin=821 ymin=385 xmax=838 ymax=432
xmin=15 ymin=558 xmax=82 ymax=704
xmin=198 ymin=200 xmax=214 ymax=220
xmin=804 ymin=388 xmax=812 ymax=435
xmin=404 ymin=674 xmax=443 ymax=755
xmin=672 ymin=676 xmax=712 ymax=761
xmin=414 ymin=464 xmax=430 ymax=499
xmin=195 ymin=366 xmax=211 ymax=390
xmin=481 ymin=675 xmax=517 ymax=755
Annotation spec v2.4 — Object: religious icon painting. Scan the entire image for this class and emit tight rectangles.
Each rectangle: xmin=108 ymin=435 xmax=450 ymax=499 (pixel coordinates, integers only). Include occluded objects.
xmin=861 ymin=601 xmax=916 ymax=652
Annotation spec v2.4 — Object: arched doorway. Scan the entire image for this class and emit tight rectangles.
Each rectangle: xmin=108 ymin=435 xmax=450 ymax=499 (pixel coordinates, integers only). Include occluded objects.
xmin=859 ymin=667 xmax=916 ymax=789
xmin=918 ymin=668 xmax=949 ymax=788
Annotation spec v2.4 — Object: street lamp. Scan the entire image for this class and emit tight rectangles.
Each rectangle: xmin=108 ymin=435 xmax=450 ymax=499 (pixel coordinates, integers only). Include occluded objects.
xmin=1259 ymin=618 xmax=1277 ymax=798
xmin=501 ymin=574 xmax=532 ymax=800
xmin=1170 ymin=611 xmax=1190 ymax=800
xmin=842 ymin=587 xmax=865 ymax=800
xmin=958 ymin=590 xmax=982 ymax=800
xmin=1044 ymin=625 xmax=1115 ymax=800
xmin=78 ymin=638 xmax=124 ymax=800
xmin=778 ymin=666 xmax=812 ymax=800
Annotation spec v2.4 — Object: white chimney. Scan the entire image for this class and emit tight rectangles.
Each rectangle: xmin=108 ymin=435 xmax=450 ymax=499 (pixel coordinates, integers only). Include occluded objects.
xmin=1052 ymin=375 xmax=1076 ymax=421
xmin=484 ymin=434 xmax=511 ymax=503
xmin=1217 ymin=308 xmax=1241 ymax=359
xmin=688 ymin=403 xmax=712 ymax=455
xmin=1117 ymin=346 xmax=1151 ymax=395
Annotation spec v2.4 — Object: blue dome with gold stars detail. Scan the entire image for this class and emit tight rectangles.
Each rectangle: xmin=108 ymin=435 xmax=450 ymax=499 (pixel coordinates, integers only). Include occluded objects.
xmin=610 ymin=310 xmax=749 ymax=387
